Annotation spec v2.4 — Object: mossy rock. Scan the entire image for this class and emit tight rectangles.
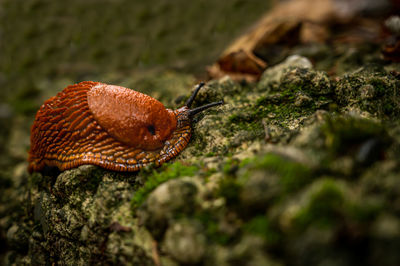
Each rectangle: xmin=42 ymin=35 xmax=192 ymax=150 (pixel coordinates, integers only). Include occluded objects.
xmin=335 ymin=70 xmax=400 ymax=118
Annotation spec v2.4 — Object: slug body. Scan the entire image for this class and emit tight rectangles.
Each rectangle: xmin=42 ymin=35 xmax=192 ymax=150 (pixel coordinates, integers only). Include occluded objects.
xmin=28 ymin=81 xmax=222 ymax=173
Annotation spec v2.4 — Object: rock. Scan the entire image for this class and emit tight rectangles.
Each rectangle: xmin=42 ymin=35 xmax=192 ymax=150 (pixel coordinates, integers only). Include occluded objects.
xmin=371 ymin=213 xmax=400 ymax=238
xmin=138 ymin=178 xmax=198 ymax=237
xmin=227 ymin=235 xmax=282 ymax=266
xmin=163 ymin=219 xmax=206 ymax=264
xmin=385 ymin=16 xmax=400 ymax=35
xmin=240 ymin=170 xmax=280 ymax=211
xmin=6 ymin=224 xmax=29 ymax=252
xmin=294 ymin=91 xmax=313 ymax=107
xmin=279 ymin=67 xmax=331 ymax=96
xmin=335 ymin=70 xmax=400 ymax=118
xmin=258 ymin=55 xmax=313 ymax=90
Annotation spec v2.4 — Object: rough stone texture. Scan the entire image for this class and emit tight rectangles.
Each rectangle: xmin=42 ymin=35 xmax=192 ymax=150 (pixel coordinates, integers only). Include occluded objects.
xmin=138 ymin=178 xmax=199 ymax=239
xmin=335 ymin=69 xmax=400 ymax=118
xmin=258 ymin=55 xmax=313 ymax=89
xmin=3 ymin=166 xmax=154 ymax=265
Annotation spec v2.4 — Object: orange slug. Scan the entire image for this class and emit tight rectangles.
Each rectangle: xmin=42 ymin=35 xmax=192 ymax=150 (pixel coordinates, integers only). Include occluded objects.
xmin=28 ymin=81 xmax=223 ymax=173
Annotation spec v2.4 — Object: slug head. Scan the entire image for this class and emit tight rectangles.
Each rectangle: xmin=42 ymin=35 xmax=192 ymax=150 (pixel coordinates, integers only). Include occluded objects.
xmin=174 ymin=82 xmax=224 ymax=127
xmin=88 ymin=84 xmax=177 ymax=150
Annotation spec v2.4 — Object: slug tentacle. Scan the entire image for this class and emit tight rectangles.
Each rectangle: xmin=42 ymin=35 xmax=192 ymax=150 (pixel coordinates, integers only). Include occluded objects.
xmin=28 ymin=81 xmax=222 ymax=173
xmin=188 ymin=100 xmax=224 ymax=117
xmin=185 ymin=82 xmax=205 ymax=107
xmin=185 ymin=81 xmax=224 ymax=116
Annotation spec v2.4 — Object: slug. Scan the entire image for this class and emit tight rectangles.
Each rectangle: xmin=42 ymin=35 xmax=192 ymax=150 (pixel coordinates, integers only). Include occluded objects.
xmin=28 ymin=81 xmax=223 ymax=173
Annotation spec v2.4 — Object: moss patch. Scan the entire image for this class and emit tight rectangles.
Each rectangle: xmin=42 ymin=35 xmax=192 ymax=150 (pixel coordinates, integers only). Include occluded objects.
xmin=240 ymin=153 xmax=313 ymax=194
xmin=243 ymin=216 xmax=281 ymax=245
xmin=290 ymin=178 xmax=383 ymax=234
xmin=335 ymin=70 xmax=400 ymax=118
xmin=292 ymin=178 xmax=346 ymax=231
xmin=131 ymin=162 xmax=199 ymax=210
xmin=195 ymin=211 xmax=232 ymax=245
xmin=321 ymin=115 xmax=390 ymax=156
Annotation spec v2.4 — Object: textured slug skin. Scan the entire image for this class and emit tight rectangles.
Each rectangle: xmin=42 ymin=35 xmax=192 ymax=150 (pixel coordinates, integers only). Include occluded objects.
xmin=28 ymin=81 xmax=192 ymax=173
xmin=87 ymin=83 xmax=177 ymax=150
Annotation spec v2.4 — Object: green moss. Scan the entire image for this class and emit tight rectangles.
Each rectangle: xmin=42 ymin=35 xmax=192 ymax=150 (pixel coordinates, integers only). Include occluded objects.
xmin=217 ymin=154 xmax=313 ymax=215
xmin=195 ymin=211 xmax=232 ymax=245
xmin=292 ymin=179 xmax=345 ymax=231
xmin=228 ymin=112 xmax=262 ymax=132
xmin=217 ymin=178 xmax=241 ymax=206
xmin=228 ymin=113 xmax=242 ymax=123
xmin=321 ymin=116 xmax=389 ymax=155
xmin=227 ymin=99 xmax=307 ymax=141
xmin=348 ymin=198 xmax=383 ymax=223
xmin=243 ymin=216 xmax=281 ymax=245
xmin=241 ymin=153 xmax=313 ymax=193
xmin=290 ymin=177 xmax=384 ymax=234
xmin=84 ymin=172 xmax=105 ymax=194
xmin=370 ymin=78 xmax=387 ymax=97
xmin=205 ymin=151 xmax=216 ymax=157
xmin=254 ymin=95 xmax=317 ymax=126
xmin=335 ymin=71 xmax=400 ymax=118
xmin=222 ymin=158 xmax=240 ymax=176
xmin=218 ymin=159 xmax=242 ymax=205
xmin=226 ymin=69 xmax=333 ymax=145
xmin=131 ymin=162 xmax=198 ymax=209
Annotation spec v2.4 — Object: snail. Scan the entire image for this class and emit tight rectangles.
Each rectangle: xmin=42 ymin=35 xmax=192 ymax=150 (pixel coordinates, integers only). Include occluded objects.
xmin=28 ymin=81 xmax=223 ymax=173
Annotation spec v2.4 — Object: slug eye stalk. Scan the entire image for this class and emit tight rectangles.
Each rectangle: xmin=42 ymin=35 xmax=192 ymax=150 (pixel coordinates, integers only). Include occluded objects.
xmin=185 ymin=82 xmax=224 ymax=117
xmin=188 ymin=100 xmax=224 ymax=117
xmin=185 ymin=82 xmax=205 ymax=108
